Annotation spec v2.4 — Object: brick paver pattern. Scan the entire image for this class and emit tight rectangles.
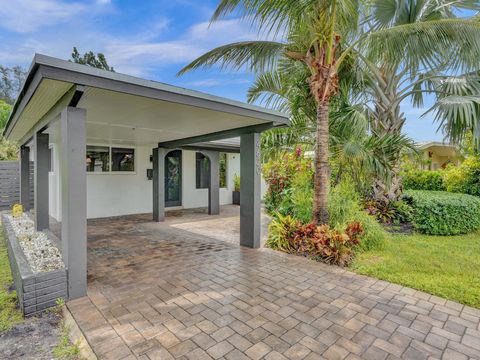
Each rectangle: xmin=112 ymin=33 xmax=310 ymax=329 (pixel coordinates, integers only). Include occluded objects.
xmin=68 ymin=211 xmax=480 ymax=360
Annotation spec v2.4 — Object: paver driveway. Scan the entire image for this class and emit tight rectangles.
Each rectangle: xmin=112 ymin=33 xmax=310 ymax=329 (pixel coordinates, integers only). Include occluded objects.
xmin=68 ymin=208 xmax=480 ymax=360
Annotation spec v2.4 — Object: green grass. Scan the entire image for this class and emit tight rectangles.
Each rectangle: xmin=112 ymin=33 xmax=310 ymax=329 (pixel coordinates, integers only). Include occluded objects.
xmin=0 ymin=226 xmax=23 ymax=332
xmin=53 ymin=324 xmax=82 ymax=360
xmin=352 ymin=232 xmax=480 ymax=308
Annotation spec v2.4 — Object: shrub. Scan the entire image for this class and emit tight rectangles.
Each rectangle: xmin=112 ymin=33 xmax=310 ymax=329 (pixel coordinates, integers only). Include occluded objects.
xmin=329 ymin=181 xmax=388 ymax=251
xmin=364 ymin=199 xmax=413 ymax=225
xmin=405 ymin=190 xmax=480 ymax=235
xmin=443 ymin=156 xmax=480 ymax=197
xmin=401 ymin=168 xmax=445 ymax=191
xmin=267 ymin=215 xmax=364 ymax=266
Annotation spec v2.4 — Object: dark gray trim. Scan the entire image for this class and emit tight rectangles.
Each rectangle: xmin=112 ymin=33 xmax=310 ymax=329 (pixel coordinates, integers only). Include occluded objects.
xmin=20 ymin=146 xmax=31 ymax=211
xmin=68 ymin=85 xmax=85 ymax=107
xmin=198 ymin=150 xmax=220 ymax=215
xmin=60 ymin=107 xmax=87 ymax=299
xmin=240 ymin=133 xmax=261 ymax=248
xmin=158 ymin=123 xmax=275 ymax=149
xmin=34 ymin=132 xmax=49 ymax=231
xmin=181 ymin=145 xmax=240 ymax=154
xmin=152 ymin=147 xmax=166 ymax=222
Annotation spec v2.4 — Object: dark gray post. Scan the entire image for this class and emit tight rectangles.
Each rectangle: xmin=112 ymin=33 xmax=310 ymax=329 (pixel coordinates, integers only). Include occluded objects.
xmin=153 ymin=147 xmax=166 ymax=221
xmin=20 ymin=146 xmax=31 ymax=211
xmin=202 ymin=151 xmax=220 ymax=215
xmin=34 ymin=132 xmax=49 ymax=231
xmin=60 ymin=107 xmax=87 ymax=299
xmin=240 ymin=133 xmax=261 ymax=248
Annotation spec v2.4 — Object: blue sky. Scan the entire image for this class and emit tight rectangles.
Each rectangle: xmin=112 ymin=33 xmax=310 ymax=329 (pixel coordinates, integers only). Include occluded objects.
xmin=0 ymin=0 xmax=443 ymax=142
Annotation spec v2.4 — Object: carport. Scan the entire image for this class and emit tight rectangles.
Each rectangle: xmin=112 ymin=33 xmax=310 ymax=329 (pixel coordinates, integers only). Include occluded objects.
xmin=3 ymin=54 xmax=289 ymax=299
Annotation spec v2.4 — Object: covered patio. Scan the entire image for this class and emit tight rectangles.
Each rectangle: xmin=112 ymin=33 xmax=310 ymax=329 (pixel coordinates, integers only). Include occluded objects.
xmin=3 ymin=54 xmax=289 ymax=300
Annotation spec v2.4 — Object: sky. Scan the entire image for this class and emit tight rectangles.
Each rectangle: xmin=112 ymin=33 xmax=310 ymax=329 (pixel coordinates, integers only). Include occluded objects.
xmin=0 ymin=0 xmax=443 ymax=142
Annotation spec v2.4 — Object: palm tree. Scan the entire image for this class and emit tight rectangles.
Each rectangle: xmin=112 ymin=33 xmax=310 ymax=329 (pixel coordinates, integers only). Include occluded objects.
xmin=179 ymin=0 xmax=480 ymax=224
xmin=361 ymin=0 xmax=480 ymax=201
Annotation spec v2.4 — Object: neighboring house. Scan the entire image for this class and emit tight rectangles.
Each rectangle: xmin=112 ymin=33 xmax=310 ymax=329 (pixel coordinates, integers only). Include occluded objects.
xmin=417 ymin=141 xmax=461 ymax=170
xmin=3 ymin=54 xmax=289 ymax=299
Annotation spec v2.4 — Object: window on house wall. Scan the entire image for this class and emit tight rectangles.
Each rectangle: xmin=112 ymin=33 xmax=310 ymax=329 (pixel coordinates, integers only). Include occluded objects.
xmin=219 ymin=153 xmax=227 ymax=188
xmin=112 ymin=147 xmax=135 ymax=172
xmin=86 ymin=145 xmax=110 ymax=172
xmin=196 ymin=153 xmax=210 ymax=189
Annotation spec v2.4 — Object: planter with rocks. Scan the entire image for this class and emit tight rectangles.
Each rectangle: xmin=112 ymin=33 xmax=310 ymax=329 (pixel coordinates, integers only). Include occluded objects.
xmin=1 ymin=213 xmax=67 ymax=316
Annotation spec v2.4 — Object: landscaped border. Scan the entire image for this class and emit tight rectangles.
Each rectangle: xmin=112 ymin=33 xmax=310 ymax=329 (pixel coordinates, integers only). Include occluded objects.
xmin=1 ymin=213 xmax=67 ymax=316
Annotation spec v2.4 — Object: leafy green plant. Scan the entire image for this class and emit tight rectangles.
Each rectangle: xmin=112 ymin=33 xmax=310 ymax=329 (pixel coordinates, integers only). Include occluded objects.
xmin=233 ymin=174 xmax=240 ymax=192
xmin=53 ymin=324 xmax=82 ymax=360
xmin=364 ymin=199 xmax=413 ymax=225
xmin=405 ymin=190 xmax=480 ymax=235
xmin=266 ymin=213 xmax=298 ymax=252
xmin=443 ymin=156 xmax=480 ymax=197
xmin=401 ymin=168 xmax=445 ymax=191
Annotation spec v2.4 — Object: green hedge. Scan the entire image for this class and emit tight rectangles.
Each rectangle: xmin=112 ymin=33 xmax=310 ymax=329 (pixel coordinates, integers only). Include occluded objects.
xmin=401 ymin=169 xmax=445 ymax=191
xmin=405 ymin=190 xmax=480 ymax=235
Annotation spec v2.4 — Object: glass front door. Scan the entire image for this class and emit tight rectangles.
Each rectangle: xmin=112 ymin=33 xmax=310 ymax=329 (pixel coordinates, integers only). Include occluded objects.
xmin=165 ymin=150 xmax=182 ymax=207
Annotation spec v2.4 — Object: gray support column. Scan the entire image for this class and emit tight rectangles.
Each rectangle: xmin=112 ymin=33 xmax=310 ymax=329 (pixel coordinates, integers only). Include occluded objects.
xmin=20 ymin=146 xmax=31 ymax=211
xmin=34 ymin=132 xmax=49 ymax=231
xmin=240 ymin=133 xmax=261 ymax=248
xmin=203 ymin=151 xmax=220 ymax=215
xmin=153 ymin=147 xmax=166 ymax=221
xmin=60 ymin=107 xmax=87 ymax=299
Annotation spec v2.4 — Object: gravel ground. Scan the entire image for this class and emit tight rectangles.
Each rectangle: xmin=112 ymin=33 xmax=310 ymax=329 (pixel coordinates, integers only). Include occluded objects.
xmin=0 ymin=312 xmax=62 ymax=359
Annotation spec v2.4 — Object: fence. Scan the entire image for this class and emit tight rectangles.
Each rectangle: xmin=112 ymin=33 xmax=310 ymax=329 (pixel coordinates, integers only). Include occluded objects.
xmin=0 ymin=161 xmax=34 ymax=210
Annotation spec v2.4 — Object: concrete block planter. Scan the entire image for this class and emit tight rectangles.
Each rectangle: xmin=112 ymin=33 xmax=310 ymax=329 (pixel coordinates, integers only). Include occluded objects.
xmin=2 ymin=214 xmax=67 ymax=316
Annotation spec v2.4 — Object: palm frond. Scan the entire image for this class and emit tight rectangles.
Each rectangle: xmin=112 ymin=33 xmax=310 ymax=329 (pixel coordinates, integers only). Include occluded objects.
xmin=177 ymin=41 xmax=285 ymax=75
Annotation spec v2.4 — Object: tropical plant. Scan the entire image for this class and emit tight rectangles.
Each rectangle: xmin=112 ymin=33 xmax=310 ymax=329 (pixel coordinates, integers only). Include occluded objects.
xmin=361 ymin=0 xmax=480 ymax=201
xmin=233 ymin=174 xmax=240 ymax=192
xmin=178 ymin=0 xmax=480 ymax=223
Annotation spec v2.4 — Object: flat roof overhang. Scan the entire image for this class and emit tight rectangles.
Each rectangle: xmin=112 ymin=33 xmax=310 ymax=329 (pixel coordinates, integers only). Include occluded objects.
xmin=4 ymin=54 xmax=290 ymax=146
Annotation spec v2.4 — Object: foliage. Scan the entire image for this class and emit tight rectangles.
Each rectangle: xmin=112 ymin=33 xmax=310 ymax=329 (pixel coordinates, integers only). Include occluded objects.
xmin=0 ymin=65 xmax=27 ymax=105
xmin=405 ymin=190 xmax=480 ymax=235
xmin=262 ymin=149 xmax=312 ymax=213
xmin=219 ymin=153 xmax=227 ymax=188
xmin=352 ymin=231 xmax=480 ymax=309
xmin=70 ymin=47 xmax=115 ymax=72
xmin=11 ymin=204 xmax=23 ymax=218
xmin=328 ymin=181 xmax=387 ymax=251
xmin=0 ymin=136 xmax=17 ymax=160
xmin=364 ymin=199 xmax=413 ymax=225
xmin=401 ymin=168 xmax=445 ymax=191
xmin=0 ymin=100 xmax=11 ymax=130
xmin=0 ymin=227 xmax=22 ymax=332
xmin=443 ymin=156 xmax=480 ymax=196
xmin=267 ymin=215 xmax=364 ymax=267
xmin=53 ymin=324 xmax=82 ymax=360
xmin=233 ymin=174 xmax=240 ymax=192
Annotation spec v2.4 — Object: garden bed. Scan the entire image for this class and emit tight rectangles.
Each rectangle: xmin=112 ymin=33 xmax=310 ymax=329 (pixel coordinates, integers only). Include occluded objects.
xmin=1 ymin=213 xmax=67 ymax=316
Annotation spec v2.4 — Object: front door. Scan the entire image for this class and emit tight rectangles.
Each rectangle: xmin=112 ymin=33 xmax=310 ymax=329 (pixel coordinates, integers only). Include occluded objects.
xmin=165 ymin=150 xmax=182 ymax=207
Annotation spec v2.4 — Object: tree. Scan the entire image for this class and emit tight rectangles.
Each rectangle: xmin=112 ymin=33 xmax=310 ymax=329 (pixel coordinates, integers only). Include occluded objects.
xmin=0 ymin=100 xmax=11 ymax=130
xmin=178 ymin=0 xmax=480 ymax=224
xmin=0 ymin=65 xmax=27 ymax=105
xmin=70 ymin=47 xmax=115 ymax=72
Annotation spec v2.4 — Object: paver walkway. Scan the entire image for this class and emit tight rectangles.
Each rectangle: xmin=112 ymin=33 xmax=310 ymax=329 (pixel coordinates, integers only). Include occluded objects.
xmin=68 ymin=209 xmax=480 ymax=360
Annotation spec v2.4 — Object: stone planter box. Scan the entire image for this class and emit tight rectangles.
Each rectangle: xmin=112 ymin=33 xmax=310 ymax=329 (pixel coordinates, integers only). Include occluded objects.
xmin=1 ymin=214 xmax=67 ymax=316
xmin=232 ymin=191 xmax=240 ymax=205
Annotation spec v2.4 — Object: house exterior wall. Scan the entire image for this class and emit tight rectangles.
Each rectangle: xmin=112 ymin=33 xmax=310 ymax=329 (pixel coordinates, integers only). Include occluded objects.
xmin=48 ymin=144 xmax=241 ymax=220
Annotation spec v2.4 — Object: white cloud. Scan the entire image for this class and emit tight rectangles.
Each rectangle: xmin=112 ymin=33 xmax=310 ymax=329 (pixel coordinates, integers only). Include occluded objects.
xmin=96 ymin=0 xmax=111 ymax=4
xmin=0 ymin=0 xmax=87 ymax=33
xmin=186 ymin=78 xmax=251 ymax=87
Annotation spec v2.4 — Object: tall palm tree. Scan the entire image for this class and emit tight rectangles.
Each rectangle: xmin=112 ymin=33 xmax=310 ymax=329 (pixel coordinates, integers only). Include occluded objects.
xmin=179 ymin=0 xmax=480 ymax=224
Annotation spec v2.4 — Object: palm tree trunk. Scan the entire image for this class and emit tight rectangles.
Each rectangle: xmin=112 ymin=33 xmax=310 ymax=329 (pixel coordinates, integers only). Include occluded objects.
xmin=313 ymin=100 xmax=330 ymax=225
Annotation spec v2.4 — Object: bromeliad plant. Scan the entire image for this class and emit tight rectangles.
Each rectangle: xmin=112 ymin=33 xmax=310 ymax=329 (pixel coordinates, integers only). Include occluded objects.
xmin=267 ymin=214 xmax=364 ymax=267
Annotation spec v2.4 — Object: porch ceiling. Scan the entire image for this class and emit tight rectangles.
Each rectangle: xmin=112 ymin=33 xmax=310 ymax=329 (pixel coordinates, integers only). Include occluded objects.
xmin=4 ymin=54 xmax=289 ymax=145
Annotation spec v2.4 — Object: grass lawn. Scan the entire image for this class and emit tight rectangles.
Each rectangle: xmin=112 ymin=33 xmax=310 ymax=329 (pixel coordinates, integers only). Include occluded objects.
xmin=352 ymin=232 xmax=480 ymax=309
xmin=0 ymin=226 xmax=22 ymax=332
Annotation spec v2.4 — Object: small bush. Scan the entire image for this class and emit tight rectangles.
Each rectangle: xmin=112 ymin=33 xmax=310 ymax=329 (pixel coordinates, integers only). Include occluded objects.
xmin=364 ymin=199 xmax=413 ymax=225
xmin=401 ymin=168 xmax=445 ymax=191
xmin=405 ymin=190 xmax=480 ymax=235
xmin=267 ymin=215 xmax=364 ymax=266
xmin=443 ymin=156 xmax=480 ymax=197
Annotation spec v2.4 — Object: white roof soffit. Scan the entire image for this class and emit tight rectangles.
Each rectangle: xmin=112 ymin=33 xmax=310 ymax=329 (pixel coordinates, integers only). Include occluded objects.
xmin=4 ymin=54 xmax=290 ymax=144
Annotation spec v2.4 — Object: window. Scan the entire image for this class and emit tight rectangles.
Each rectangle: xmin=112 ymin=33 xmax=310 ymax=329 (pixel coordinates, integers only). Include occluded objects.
xmin=86 ymin=145 xmax=135 ymax=173
xmin=112 ymin=147 xmax=135 ymax=172
xmin=196 ymin=152 xmax=228 ymax=189
xmin=219 ymin=153 xmax=227 ymax=188
xmin=196 ymin=153 xmax=210 ymax=189
xmin=86 ymin=146 xmax=109 ymax=172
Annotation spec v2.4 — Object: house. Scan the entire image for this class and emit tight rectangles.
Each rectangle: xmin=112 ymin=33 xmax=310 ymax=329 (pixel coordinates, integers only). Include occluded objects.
xmin=417 ymin=141 xmax=461 ymax=170
xmin=2 ymin=54 xmax=289 ymax=299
